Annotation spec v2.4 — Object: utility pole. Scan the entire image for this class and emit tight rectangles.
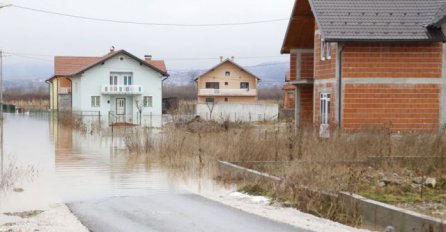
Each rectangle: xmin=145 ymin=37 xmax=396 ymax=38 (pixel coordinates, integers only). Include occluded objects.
xmin=0 ymin=3 xmax=11 ymax=188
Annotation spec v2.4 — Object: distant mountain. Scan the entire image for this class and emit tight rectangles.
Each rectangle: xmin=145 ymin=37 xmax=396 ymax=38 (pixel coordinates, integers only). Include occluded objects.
xmin=3 ymin=62 xmax=53 ymax=81
xmin=2 ymin=61 xmax=288 ymax=90
xmin=165 ymin=62 xmax=288 ymax=88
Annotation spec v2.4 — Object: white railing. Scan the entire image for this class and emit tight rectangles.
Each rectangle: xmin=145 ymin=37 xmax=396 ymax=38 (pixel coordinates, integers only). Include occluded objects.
xmin=58 ymin=87 xmax=71 ymax=94
xmin=198 ymin=88 xmax=257 ymax=96
xmin=102 ymin=85 xmax=144 ymax=95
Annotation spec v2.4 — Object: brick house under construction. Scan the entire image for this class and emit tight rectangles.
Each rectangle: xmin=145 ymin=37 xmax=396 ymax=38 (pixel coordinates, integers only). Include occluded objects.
xmin=282 ymin=0 xmax=446 ymax=134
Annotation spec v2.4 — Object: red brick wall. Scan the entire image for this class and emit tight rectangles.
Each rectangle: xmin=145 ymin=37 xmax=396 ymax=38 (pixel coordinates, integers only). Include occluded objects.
xmin=314 ymin=83 xmax=336 ymax=127
xmin=301 ymin=53 xmax=314 ymax=79
xmin=343 ymin=84 xmax=440 ymax=132
xmin=283 ymin=85 xmax=296 ymax=110
xmin=290 ymin=53 xmax=297 ymax=81
xmin=314 ymin=32 xmax=336 ymax=79
xmin=300 ymin=85 xmax=314 ymax=125
xmin=343 ymin=42 xmax=443 ymax=78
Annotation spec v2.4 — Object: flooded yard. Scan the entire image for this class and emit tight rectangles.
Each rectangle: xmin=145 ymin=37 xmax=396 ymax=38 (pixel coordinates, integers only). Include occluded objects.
xmin=0 ymin=114 xmax=369 ymax=232
xmin=0 ymin=114 xmax=194 ymax=209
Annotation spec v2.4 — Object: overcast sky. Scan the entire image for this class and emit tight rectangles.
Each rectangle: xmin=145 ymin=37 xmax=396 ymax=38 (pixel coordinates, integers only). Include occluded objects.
xmin=0 ymin=0 xmax=292 ymax=77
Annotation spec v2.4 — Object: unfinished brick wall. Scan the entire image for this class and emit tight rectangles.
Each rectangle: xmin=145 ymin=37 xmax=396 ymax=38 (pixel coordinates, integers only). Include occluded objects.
xmin=301 ymin=53 xmax=314 ymax=79
xmin=283 ymin=84 xmax=296 ymax=110
xmin=314 ymin=31 xmax=336 ymax=79
xmin=290 ymin=53 xmax=297 ymax=81
xmin=300 ymin=85 xmax=314 ymax=125
xmin=343 ymin=84 xmax=440 ymax=132
xmin=342 ymin=42 xmax=443 ymax=78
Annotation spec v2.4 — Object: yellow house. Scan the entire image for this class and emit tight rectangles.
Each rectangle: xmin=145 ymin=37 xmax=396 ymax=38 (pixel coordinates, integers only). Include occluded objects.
xmin=195 ymin=58 xmax=260 ymax=103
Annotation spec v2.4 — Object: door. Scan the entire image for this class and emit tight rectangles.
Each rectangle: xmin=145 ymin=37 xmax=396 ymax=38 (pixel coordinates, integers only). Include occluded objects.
xmin=116 ymin=98 xmax=126 ymax=115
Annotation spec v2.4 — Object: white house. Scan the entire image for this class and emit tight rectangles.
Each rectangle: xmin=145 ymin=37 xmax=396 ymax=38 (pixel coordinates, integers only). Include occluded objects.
xmin=47 ymin=49 xmax=169 ymax=127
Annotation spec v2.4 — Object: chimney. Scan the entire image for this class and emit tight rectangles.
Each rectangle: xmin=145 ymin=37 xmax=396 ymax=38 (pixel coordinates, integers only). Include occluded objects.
xmin=110 ymin=46 xmax=115 ymax=53
xmin=144 ymin=55 xmax=152 ymax=61
xmin=220 ymin=56 xmax=223 ymax=62
xmin=231 ymin=56 xmax=235 ymax=61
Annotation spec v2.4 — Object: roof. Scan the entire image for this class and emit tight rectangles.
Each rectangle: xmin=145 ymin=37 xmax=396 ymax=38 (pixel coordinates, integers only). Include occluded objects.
xmin=49 ymin=50 xmax=168 ymax=80
xmin=281 ymin=0 xmax=315 ymax=53
xmin=145 ymin=60 xmax=167 ymax=73
xmin=194 ymin=59 xmax=261 ymax=81
xmin=431 ymin=2 xmax=446 ymax=27
xmin=282 ymin=0 xmax=446 ymax=53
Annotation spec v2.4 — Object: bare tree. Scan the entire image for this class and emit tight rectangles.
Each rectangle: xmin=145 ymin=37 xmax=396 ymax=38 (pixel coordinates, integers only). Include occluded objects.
xmin=135 ymin=99 xmax=145 ymax=125
xmin=205 ymin=100 xmax=217 ymax=120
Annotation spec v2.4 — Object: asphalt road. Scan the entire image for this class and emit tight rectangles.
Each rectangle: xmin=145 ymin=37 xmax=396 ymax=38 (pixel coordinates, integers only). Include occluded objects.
xmin=68 ymin=193 xmax=310 ymax=232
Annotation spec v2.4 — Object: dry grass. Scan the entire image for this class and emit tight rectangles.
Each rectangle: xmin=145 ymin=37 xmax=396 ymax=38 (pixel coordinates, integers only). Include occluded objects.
xmin=0 ymin=160 xmax=37 ymax=192
xmin=122 ymin=121 xmax=446 ymax=225
xmin=7 ymin=99 xmax=49 ymax=111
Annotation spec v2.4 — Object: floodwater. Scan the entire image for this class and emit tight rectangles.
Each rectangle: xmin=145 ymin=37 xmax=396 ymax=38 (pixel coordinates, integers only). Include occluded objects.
xmin=0 ymin=114 xmax=204 ymax=212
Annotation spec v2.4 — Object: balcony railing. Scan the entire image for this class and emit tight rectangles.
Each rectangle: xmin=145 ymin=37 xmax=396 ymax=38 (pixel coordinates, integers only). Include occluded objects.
xmin=198 ymin=88 xmax=257 ymax=96
xmin=102 ymin=85 xmax=143 ymax=95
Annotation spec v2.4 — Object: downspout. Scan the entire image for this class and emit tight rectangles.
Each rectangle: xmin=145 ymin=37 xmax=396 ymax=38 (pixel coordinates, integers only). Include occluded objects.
xmin=337 ymin=44 xmax=344 ymax=129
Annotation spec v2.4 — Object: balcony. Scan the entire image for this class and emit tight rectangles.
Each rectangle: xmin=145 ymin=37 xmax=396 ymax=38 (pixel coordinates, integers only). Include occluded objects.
xmin=102 ymin=85 xmax=143 ymax=95
xmin=198 ymin=88 xmax=257 ymax=97
xmin=58 ymin=87 xmax=71 ymax=94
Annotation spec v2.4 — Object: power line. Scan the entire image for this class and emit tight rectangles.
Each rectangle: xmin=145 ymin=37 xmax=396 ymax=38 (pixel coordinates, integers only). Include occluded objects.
xmin=4 ymin=51 xmax=288 ymax=63
xmin=12 ymin=5 xmax=288 ymax=27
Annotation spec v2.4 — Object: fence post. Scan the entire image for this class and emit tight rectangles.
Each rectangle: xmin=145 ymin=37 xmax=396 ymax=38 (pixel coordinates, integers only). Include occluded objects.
xmin=98 ymin=111 xmax=101 ymax=126
xmin=150 ymin=112 xmax=153 ymax=127
xmin=249 ymin=112 xmax=251 ymax=122
xmin=235 ymin=112 xmax=237 ymax=122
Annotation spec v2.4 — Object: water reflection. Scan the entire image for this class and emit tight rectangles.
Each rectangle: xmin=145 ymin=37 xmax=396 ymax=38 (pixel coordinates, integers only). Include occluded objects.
xmin=0 ymin=114 xmax=175 ymax=212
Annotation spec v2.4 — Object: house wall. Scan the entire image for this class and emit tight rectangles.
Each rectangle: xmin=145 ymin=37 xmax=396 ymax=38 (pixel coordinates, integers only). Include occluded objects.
xmin=197 ymin=61 xmax=258 ymax=103
xmin=290 ymin=53 xmax=297 ymax=81
xmin=343 ymin=84 xmax=440 ymax=132
xmin=314 ymin=30 xmax=337 ymax=80
xmin=313 ymin=24 xmax=338 ymax=129
xmin=283 ymin=85 xmax=295 ymax=110
xmin=341 ymin=42 xmax=443 ymax=132
xmin=342 ymin=42 xmax=442 ymax=78
xmin=73 ymin=54 xmax=163 ymax=123
xmin=300 ymin=85 xmax=314 ymax=125
xmin=49 ymin=80 xmax=57 ymax=110
xmin=198 ymin=96 xmax=257 ymax=103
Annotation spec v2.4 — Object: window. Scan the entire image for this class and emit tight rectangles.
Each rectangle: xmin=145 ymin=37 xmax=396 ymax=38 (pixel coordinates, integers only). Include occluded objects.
xmin=143 ymin=96 xmax=153 ymax=107
xmin=123 ymin=75 xmax=133 ymax=85
xmin=225 ymin=82 xmax=228 ymax=86
xmin=205 ymin=97 xmax=214 ymax=103
xmin=91 ymin=96 xmax=100 ymax=107
xmin=205 ymin=82 xmax=220 ymax=89
xmin=320 ymin=93 xmax=331 ymax=125
xmin=225 ymin=71 xmax=230 ymax=76
xmin=224 ymin=97 xmax=228 ymax=102
xmin=240 ymin=82 xmax=249 ymax=89
xmin=320 ymin=38 xmax=332 ymax=61
xmin=326 ymin=42 xmax=332 ymax=60
xmin=110 ymin=75 xmax=118 ymax=85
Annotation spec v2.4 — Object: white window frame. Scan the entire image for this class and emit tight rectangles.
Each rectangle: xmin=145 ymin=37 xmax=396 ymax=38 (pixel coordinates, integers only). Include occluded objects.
xmin=326 ymin=42 xmax=332 ymax=60
xmin=143 ymin=96 xmax=153 ymax=107
xmin=320 ymin=38 xmax=332 ymax=61
xmin=91 ymin=96 xmax=100 ymax=107
xmin=320 ymin=38 xmax=326 ymax=61
xmin=320 ymin=93 xmax=330 ymax=125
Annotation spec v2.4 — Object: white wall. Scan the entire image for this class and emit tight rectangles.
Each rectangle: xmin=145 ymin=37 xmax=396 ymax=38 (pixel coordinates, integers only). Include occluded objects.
xmin=73 ymin=54 xmax=163 ymax=125
xmin=196 ymin=103 xmax=279 ymax=122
